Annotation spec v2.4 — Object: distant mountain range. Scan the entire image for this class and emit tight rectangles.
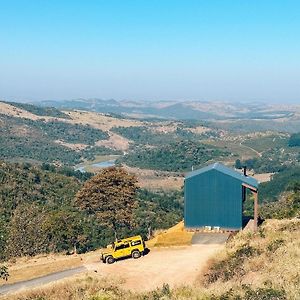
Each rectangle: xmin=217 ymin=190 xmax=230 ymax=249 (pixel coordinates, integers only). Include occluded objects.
xmin=33 ymin=99 xmax=299 ymax=121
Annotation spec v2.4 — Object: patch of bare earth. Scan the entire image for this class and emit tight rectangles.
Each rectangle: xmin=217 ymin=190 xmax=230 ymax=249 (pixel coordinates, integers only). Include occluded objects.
xmin=54 ymin=140 xmax=89 ymax=151
xmin=96 ymin=132 xmax=130 ymax=151
xmin=188 ymin=126 xmax=210 ymax=134
xmin=151 ymin=124 xmax=178 ymax=133
xmin=65 ymin=110 xmax=144 ymax=131
xmin=85 ymin=245 xmax=223 ymax=292
xmin=124 ymin=166 xmax=184 ymax=190
xmin=251 ymin=173 xmax=273 ymax=183
xmin=0 ymin=102 xmax=47 ymax=121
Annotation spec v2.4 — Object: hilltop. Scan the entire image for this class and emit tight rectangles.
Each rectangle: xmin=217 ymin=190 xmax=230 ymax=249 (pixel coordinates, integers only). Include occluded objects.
xmin=0 ymin=100 xmax=300 ymax=299
xmin=1 ymin=218 xmax=299 ymax=299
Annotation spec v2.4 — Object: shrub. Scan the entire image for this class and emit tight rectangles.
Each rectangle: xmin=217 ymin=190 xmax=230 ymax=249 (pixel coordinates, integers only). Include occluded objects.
xmin=0 ymin=265 xmax=9 ymax=281
xmin=267 ymin=239 xmax=285 ymax=252
xmin=204 ymin=244 xmax=260 ymax=283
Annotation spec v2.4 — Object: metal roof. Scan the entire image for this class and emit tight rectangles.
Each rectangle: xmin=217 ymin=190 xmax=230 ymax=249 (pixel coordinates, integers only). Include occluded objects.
xmin=185 ymin=162 xmax=259 ymax=188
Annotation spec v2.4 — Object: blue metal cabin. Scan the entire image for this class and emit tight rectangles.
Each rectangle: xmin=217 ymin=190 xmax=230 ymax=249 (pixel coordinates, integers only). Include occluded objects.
xmin=184 ymin=162 xmax=259 ymax=230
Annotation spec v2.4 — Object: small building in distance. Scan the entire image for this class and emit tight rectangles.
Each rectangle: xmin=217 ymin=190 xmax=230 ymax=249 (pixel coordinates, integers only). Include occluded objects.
xmin=184 ymin=162 xmax=259 ymax=231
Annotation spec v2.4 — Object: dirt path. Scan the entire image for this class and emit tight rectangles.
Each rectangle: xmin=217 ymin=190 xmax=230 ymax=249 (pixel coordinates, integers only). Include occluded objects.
xmin=0 ymin=267 xmax=86 ymax=296
xmin=239 ymin=141 xmax=262 ymax=157
xmin=86 ymin=244 xmax=223 ymax=291
xmin=0 ymin=244 xmax=224 ymax=295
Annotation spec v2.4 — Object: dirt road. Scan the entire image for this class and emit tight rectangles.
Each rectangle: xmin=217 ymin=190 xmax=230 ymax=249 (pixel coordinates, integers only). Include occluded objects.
xmin=0 ymin=241 xmax=225 ymax=295
xmin=0 ymin=267 xmax=86 ymax=296
xmin=86 ymin=244 xmax=223 ymax=291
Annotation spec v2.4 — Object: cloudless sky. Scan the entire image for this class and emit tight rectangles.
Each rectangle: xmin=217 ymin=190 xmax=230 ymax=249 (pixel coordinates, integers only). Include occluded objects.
xmin=0 ymin=0 xmax=299 ymax=102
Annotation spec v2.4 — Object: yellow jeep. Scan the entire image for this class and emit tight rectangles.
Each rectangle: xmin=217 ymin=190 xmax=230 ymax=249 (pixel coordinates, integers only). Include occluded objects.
xmin=101 ymin=235 xmax=145 ymax=264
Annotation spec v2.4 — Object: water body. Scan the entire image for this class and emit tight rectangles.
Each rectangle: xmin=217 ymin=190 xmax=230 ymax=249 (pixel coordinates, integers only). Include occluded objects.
xmin=75 ymin=160 xmax=116 ymax=173
xmin=92 ymin=160 xmax=115 ymax=168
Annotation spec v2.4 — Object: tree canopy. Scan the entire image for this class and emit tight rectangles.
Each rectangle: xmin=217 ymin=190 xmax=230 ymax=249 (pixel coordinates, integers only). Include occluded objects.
xmin=74 ymin=167 xmax=138 ymax=237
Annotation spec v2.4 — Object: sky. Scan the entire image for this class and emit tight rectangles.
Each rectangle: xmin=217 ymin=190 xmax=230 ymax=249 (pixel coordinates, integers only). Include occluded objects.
xmin=0 ymin=0 xmax=300 ymax=103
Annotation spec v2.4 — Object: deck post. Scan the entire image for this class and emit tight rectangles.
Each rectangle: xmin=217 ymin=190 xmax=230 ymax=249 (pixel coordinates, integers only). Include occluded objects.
xmin=253 ymin=191 xmax=258 ymax=231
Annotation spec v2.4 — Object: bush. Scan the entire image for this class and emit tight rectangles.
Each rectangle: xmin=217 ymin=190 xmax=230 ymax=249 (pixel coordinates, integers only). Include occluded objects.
xmin=243 ymin=285 xmax=286 ymax=300
xmin=289 ymin=133 xmax=300 ymax=147
xmin=267 ymin=239 xmax=285 ymax=252
xmin=204 ymin=244 xmax=261 ymax=283
xmin=0 ymin=265 xmax=9 ymax=281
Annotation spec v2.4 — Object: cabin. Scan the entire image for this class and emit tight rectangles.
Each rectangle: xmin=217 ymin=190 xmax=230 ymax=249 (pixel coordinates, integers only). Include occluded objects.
xmin=184 ymin=162 xmax=259 ymax=231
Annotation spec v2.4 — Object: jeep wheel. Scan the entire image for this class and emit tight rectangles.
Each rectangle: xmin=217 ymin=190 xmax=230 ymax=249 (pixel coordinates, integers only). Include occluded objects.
xmin=132 ymin=250 xmax=141 ymax=259
xmin=106 ymin=256 xmax=115 ymax=264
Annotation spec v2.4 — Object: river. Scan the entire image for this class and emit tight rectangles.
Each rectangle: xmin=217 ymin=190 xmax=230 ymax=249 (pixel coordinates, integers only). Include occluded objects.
xmin=75 ymin=159 xmax=116 ymax=173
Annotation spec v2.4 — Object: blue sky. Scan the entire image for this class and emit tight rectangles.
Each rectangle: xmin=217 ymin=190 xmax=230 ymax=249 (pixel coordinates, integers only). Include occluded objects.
xmin=0 ymin=0 xmax=299 ymax=102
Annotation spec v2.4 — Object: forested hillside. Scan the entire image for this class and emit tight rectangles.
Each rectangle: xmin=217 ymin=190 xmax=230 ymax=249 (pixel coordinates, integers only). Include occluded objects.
xmin=0 ymin=161 xmax=183 ymax=260
xmin=118 ymin=140 xmax=232 ymax=172
xmin=0 ymin=113 xmax=109 ymax=165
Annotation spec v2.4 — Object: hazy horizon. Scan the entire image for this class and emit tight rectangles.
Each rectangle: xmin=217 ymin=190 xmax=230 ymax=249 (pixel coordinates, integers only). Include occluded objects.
xmin=1 ymin=1 xmax=300 ymax=104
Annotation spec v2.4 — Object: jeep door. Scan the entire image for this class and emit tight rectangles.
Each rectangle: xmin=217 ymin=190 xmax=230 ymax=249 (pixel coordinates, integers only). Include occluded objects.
xmin=114 ymin=243 xmax=130 ymax=258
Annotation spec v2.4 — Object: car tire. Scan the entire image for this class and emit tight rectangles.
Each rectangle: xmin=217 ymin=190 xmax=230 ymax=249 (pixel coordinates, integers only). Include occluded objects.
xmin=106 ymin=256 xmax=115 ymax=264
xmin=132 ymin=250 xmax=141 ymax=259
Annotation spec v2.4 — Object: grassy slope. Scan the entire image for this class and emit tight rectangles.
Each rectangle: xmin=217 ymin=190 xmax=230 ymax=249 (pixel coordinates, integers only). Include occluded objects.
xmin=2 ymin=219 xmax=299 ymax=300
xmin=146 ymin=221 xmax=193 ymax=247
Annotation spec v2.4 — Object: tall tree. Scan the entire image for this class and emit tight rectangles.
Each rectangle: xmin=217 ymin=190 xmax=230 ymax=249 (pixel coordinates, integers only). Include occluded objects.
xmin=74 ymin=167 xmax=138 ymax=238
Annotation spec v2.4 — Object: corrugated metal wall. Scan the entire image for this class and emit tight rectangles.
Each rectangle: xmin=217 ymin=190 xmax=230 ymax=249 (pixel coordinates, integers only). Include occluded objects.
xmin=184 ymin=169 xmax=242 ymax=230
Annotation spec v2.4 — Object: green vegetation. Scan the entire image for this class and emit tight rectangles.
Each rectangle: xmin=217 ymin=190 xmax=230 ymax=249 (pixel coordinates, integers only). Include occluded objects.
xmin=259 ymin=167 xmax=300 ymax=202
xmin=201 ymin=218 xmax=299 ymax=300
xmin=3 ymin=101 xmax=71 ymax=119
xmin=81 ymin=146 xmax=122 ymax=161
xmin=0 ymin=161 xmax=183 ymax=260
xmin=135 ymin=189 xmax=183 ymax=237
xmin=75 ymin=168 xmax=138 ymax=238
xmin=235 ymin=145 xmax=300 ymax=172
xmin=0 ymin=265 xmax=9 ymax=281
xmin=119 ymin=140 xmax=231 ymax=172
xmin=0 ymin=134 xmax=83 ymax=165
xmin=205 ymin=243 xmax=261 ymax=283
xmin=289 ymin=132 xmax=300 ymax=147
xmin=236 ymin=156 xmax=287 ymax=173
xmin=242 ymin=134 xmax=289 ymax=153
xmin=0 ymin=114 xmax=109 ymax=165
xmin=40 ymin=163 xmax=93 ymax=181
xmin=3 ymin=219 xmax=299 ymax=299
xmin=112 ymin=125 xmax=181 ymax=145
xmin=209 ymin=119 xmax=300 ymax=133
xmin=112 ymin=126 xmax=159 ymax=144
xmin=0 ymin=160 xmax=83 ymax=259
xmin=261 ymin=186 xmax=300 ymax=219
xmin=28 ymin=119 xmax=109 ymax=145
xmin=112 ymin=125 xmax=216 ymax=147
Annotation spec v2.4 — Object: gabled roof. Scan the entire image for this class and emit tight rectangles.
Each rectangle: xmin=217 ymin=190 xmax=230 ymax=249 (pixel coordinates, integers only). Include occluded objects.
xmin=185 ymin=162 xmax=259 ymax=188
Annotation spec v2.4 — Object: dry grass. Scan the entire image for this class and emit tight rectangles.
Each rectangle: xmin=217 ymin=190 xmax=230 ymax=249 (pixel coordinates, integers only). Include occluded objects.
xmin=0 ymin=102 xmax=56 ymax=121
xmin=199 ymin=218 xmax=300 ymax=299
xmin=124 ymin=165 xmax=184 ymax=191
xmin=54 ymin=140 xmax=88 ymax=151
xmin=0 ymin=250 xmax=102 ymax=286
xmin=0 ymin=275 xmax=128 ymax=300
xmin=252 ymin=172 xmax=273 ymax=183
xmin=1 ymin=219 xmax=299 ymax=299
xmin=96 ymin=132 xmax=130 ymax=150
xmin=147 ymin=221 xmax=193 ymax=247
xmin=66 ymin=110 xmax=144 ymax=131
